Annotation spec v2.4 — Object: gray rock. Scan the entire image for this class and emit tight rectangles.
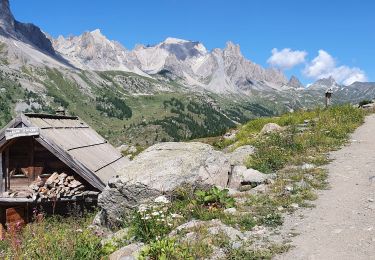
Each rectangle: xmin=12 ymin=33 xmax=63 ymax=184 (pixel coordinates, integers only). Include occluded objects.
xmin=285 ymin=185 xmax=294 ymax=192
xmin=229 ymin=166 xmax=269 ymax=190
xmin=209 ymin=246 xmax=227 ymax=260
xmin=301 ymin=163 xmax=315 ymax=170
xmin=101 ymin=228 xmax=129 ymax=246
xmin=171 ymin=219 xmax=244 ymax=242
xmin=290 ymin=203 xmax=299 ymax=209
xmin=231 ymin=241 xmax=242 ymax=249
xmin=224 ymin=207 xmax=237 ymax=214
xmin=296 ymin=179 xmax=310 ymax=190
xmin=108 ymin=242 xmax=144 ymax=260
xmin=226 ymin=145 xmax=255 ymax=166
xmin=223 ymin=130 xmax=238 ymax=140
xmin=248 ymin=184 xmax=268 ymax=194
xmin=97 ymin=142 xmax=231 ymax=227
xmin=260 ymin=123 xmax=283 ymax=135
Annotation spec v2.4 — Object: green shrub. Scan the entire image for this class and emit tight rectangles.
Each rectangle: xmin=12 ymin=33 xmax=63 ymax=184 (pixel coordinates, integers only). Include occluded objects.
xmin=195 ymin=187 xmax=235 ymax=209
xmin=359 ymin=99 xmax=373 ymax=107
xmin=139 ymin=238 xmax=193 ymax=260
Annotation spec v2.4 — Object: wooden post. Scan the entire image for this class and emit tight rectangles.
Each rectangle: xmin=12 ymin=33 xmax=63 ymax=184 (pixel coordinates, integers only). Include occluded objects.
xmin=5 ymin=148 xmax=9 ymax=191
xmin=29 ymin=138 xmax=35 ymax=182
xmin=0 ymin=152 xmax=3 ymax=193
xmin=325 ymin=89 xmax=333 ymax=108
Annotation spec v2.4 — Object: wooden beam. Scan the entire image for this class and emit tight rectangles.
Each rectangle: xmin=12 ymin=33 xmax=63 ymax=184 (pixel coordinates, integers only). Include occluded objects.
xmin=30 ymin=139 xmax=34 ymax=181
xmin=95 ymin=156 xmax=124 ymax=173
xmin=67 ymin=141 xmax=107 ymax=151
xmin=5 ymin=148 xmax=9 ymax=191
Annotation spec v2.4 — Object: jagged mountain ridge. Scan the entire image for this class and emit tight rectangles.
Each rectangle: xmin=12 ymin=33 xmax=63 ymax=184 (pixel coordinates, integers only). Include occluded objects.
xmin=52 ymin=30 xmax=289 ymax=93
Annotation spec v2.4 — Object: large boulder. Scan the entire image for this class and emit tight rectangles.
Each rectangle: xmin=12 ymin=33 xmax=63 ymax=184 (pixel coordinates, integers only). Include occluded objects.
xmin=226 ymin=145 xmax=255 ymax=165
xmin=96 ymin=142 xmax=231 ymax=227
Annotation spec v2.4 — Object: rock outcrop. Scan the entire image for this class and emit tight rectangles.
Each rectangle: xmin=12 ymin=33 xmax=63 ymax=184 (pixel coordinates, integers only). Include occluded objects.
xmin=260 ymin=122 xmax=283 ymax=135
xmin=226 ymin=145 xmax=255 ymax=165
xmin=96 ymin=142 xmax=232 ymax=227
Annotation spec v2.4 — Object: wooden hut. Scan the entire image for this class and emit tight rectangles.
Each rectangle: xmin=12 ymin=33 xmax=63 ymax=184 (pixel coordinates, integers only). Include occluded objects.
xmin=0 ymin=113 xmax=129 ymax=229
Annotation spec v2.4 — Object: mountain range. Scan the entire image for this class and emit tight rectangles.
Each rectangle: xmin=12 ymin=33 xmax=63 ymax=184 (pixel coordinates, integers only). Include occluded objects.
xmin=0 ymin=0 xmax=374 ymax=146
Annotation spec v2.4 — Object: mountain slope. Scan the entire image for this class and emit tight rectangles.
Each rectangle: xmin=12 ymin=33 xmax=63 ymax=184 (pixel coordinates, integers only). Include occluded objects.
xmin=0 ymin=0 xmax=375 ymax=148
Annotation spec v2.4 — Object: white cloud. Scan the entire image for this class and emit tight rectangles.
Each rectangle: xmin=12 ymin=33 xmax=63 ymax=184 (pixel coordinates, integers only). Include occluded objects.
xmin=304 ymin=50 xmax=367 ymax=85
xmin=267 ymin=48 xmax=307 ymax=69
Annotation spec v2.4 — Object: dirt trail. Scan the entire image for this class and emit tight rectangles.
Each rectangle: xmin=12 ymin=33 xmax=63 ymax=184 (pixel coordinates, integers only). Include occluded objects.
xmin=276 ymin=114 xmax=375 ymax=260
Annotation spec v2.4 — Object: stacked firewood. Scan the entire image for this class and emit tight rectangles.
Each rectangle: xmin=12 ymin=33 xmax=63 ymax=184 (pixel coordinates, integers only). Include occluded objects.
xmin=29 ymin=172 xmax=88 ymax=200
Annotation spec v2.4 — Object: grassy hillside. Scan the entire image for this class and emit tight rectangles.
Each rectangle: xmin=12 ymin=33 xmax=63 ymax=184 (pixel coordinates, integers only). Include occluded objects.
xmin=0 ymin=67 xmax=283 ymax=148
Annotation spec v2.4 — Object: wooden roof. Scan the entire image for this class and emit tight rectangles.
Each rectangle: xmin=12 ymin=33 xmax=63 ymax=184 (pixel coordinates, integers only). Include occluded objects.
xmin=0 ymin=113 xmax=129 ymax=191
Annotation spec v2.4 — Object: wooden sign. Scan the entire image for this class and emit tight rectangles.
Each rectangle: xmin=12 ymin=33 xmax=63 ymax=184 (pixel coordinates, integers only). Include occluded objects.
xmin=5 ymin=127 xmax=40 ymax=140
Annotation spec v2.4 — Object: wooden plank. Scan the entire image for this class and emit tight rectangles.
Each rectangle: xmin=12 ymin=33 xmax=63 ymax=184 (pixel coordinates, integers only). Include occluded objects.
xmin=67 ymin=141 xmax=107 ymax=151
xmin=5 ymin=127 xmax=40 ymax=140
xmin=30 ymin=139 xmax=35 ymax=180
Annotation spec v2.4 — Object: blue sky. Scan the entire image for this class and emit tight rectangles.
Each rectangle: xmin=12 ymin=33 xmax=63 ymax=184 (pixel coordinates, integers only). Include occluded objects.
xmin=11 ymin=0 xmax=375 ymax=84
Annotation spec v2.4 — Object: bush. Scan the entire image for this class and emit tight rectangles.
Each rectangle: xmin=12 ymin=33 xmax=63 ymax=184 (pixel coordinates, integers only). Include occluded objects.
xmin=139 ymin=238 xmax=193 ymax=260
xmin=195 ymin=187 xmax=235 ymax=209
xmin=359 ymin=99 xmax=373 ymax=107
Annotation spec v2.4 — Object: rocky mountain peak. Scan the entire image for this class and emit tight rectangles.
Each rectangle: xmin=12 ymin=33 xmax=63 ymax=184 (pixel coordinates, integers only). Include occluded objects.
xmin=288 ymin=75 xmax=304 ymax=89
xmin=309 ymin=76 xmax=340 ymax=90
xmin=315 ymin=76 xmax=338 ymax=87
xmin=0 ymin=0 xmax=15 ymax=33
xmin=0 ymin=0 xmax=55 ymax=55
xmin=224 ymin=41 xmax=241 ymax=57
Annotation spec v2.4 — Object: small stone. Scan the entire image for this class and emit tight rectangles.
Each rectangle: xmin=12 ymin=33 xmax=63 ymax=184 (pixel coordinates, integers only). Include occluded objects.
xmin=260 ymin=123 xmax=283 ymax=135
xmin=296 ymin=180 xmax=310 ymax=190
xmin=277 ymin=206 xmax=284 ymax=211
xmin=224 ymin=208 xmax=237 ymax=214
xmin=290 ymin=203 xmax=299 ymax=209
xmin=368 ymin=198 xmax=374 ymax=202
xmin=285 ymin=185 xmax=294 ymax=192
xmin=301 ymin=163 xmax=315 ymax=170
xmin=239 ymin=185 xmax=253 ymax=192
xmin=231 ymin=241 xmax=242 ymax=249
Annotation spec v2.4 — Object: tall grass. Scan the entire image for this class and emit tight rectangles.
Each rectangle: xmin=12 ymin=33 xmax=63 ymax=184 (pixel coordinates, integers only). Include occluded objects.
xmin=0 ymin=214 xmax=106 ymax=260
xmin=236 ymin=105 xmax=365 ymax=173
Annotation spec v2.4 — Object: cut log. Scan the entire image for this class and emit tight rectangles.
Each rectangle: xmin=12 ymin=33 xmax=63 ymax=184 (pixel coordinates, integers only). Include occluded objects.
xmin=45 ymin=172 xmax=59 ymax=187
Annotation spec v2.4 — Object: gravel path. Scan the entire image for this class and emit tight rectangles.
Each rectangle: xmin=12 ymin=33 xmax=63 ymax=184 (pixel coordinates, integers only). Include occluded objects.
xmin=276 ymin=114 xmax=375 ymax=260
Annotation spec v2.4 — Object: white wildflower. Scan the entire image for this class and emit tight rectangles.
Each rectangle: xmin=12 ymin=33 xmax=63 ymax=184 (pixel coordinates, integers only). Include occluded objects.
xmin=151 ymin=211 xmax=159 ymax=216
xmin=154 ymin=196 xmax=170 ymax=204
xmin=138 ymin=204 xmax=148 ymax=213
xmin=171 ymin=213 xmax=183 ymax=219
